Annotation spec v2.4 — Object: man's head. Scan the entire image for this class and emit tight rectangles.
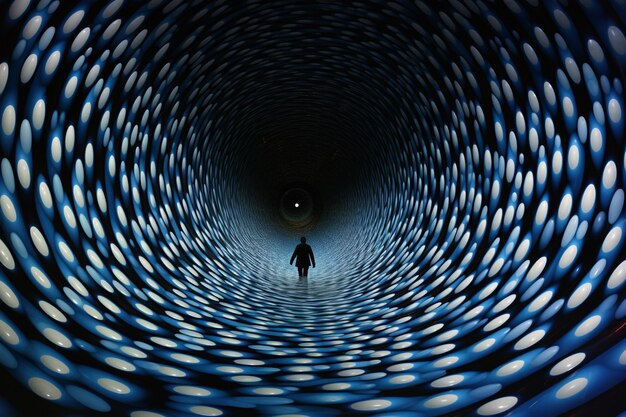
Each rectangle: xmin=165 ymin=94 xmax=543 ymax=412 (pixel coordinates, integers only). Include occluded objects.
xmin=300 ymin=237 xmax=306 ymax=243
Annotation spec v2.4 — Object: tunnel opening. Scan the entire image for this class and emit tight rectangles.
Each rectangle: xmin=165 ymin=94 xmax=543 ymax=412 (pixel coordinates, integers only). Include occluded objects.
xmin=277 ymin=183 xmax=319 ymax=231
xmin=0 ymin=1 xmax=625 ymax=416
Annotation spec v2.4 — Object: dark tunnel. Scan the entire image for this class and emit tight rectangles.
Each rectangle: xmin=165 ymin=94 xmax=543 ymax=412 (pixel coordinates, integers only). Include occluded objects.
xmin=0 ymin=0 xmax=625 ymax=416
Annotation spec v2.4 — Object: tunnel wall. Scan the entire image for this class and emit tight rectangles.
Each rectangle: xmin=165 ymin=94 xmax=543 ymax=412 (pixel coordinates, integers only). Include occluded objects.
xmin=0 ymin=1 xmax=625 ymax=416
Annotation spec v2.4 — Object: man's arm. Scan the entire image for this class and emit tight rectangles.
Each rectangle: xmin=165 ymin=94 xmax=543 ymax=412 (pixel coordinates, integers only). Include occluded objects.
xmin=290 ymin=248 xmax=297 ymax=265
xmin=309 ymin=247 xmax=315 ymax=267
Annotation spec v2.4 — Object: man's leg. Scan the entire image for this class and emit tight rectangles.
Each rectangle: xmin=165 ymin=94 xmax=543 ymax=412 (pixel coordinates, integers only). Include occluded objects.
xmin=298 ymin=266 xmax=303 ymax=277
xmin=303 ymin=266 xmax=309 ymax=277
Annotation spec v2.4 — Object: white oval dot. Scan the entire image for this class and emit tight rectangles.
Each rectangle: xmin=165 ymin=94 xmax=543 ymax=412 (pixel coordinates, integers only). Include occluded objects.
xmin=351 ymin=400 xmax=392 ymax=411
xmin=131 ymin=412 xmax=166 ymax=417
xmin=30 ymin=227 xmax=49 ymax=256
xmin=45 ymin=51 xmax=61 ymax=75
xmin=173 ymin=386 xmax=211 ymax=396
xmin=0 ymin=280 xmax=19 ymax=308
xmin=98 ymin=378 xmax=130 ymax=394
xmin=322 ymin=383 xmax=350 ymax=390
xmin=31 ymin=266 xmax=50 ymax=288
xmin=51 ymin=137 xmax=62 ymax=162
xmin=556 ymin=377 xmax=588 ymax=399
xmin=608 ymin=260 xmax=626 ymax=289
xmin=590 ymin=128 xmax=603 ymax=152
xmin=39 ymin=181 xmax=53 ymax=208
xmin=1 ymin=195 xmax=17 ymax=222
xmin=71 ymin=28 xmax=90 ymax=52
xmin=64 ymin=76 xmax=78 ymax=99
xmin=474 ymin=337 xmax=496 ymax=352
xmin=17 ymin=159 xmax=30 ymax=188
xmin=514 ymin=329 xmax=545 ymax=350
xmin=608 ymin=99 xmax=622 ymax=123
xmin=105 ymin=357 xmax=136 ymax=372
xmin=477 ymin=396 xmax=518 ymax=415
xmin=9 ymin=0 xmax=30 ymax=19
xmin=189 ymin=406 xmax=223 ymax=416
xmin=558 ymin=245 xmax=578 ymax=269
xmin=0 ymin=319 xmax=19 ymax=345
xmin=550 ymin=353 xmax=586 ymax=376
xmin=431 ymin=374 xmax=464 ymax=388
xmin=253 ymin=387 xmax=284 ymax=395
xmin=32 ymin=99 xmax=45 ymax=130
xmin=2 ymin=105 xmax=16 ymax=135
xmin=20 ymin=54 xmax=38 ymax=83
xmin=567 ymin=283 xmax=592 ymax=308
xmin=608 ymin=26 xmax=626 ymax=54
xmin=496 ymin=359 xmax=525 ymax=376
xmin=63 ymin=10 xmax=85 ymax=34
xmin=389 ymin=374 xmax=415 ymax=384
xmin=601 ymin=226 xmax=622 ymax=253
xmin=41 ymin=355 xmax=70 ymax=374
xmin=58 ymin=241 xmax=75 ymax=262
xmin=65 ymin=125 xmax=75 ymax=152
xmin=603 ymin=161 xmax=617 ymax=189
xmin=588 ymin=39 xmax=605 ymax=62
xmin=43 ymin=328 xmax=72 ymax=348
xmin=424 ymin=394 xmax=458 ymax=409
xmin=28 ymin=377 xmax=62 ymax=400
xmin=0 ymin=238 xmax=16 ymax=270
xmin=39 ymin=300 xmax=66 ymax=322
xmin=0 ymin=63 xmax=8 ymax=95
xmin=581 ymin=185 xmax=596 ymax=213
xmin=575 ymin=315 xmax=601 ymax=337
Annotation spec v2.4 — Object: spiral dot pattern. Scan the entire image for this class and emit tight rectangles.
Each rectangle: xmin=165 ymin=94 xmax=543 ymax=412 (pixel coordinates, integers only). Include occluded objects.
xmin=0 ymin=1 xmax=625 ymax=416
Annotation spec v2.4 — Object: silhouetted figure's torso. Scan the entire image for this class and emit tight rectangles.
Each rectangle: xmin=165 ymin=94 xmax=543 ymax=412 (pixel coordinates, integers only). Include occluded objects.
xmin=292 ymin=243 xmax=313 ymax=266
xmin=290 ymin=243 xmax=315 ymax=277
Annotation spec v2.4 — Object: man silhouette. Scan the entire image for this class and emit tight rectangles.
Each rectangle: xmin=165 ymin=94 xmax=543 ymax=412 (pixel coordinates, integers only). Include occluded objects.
xmin=290 ymin=237 xmax=315 ymax=277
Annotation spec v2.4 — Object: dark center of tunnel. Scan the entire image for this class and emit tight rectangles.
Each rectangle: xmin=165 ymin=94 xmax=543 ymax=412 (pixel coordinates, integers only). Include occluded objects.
xmin=278 ymin=185 xmax=316 ymax=229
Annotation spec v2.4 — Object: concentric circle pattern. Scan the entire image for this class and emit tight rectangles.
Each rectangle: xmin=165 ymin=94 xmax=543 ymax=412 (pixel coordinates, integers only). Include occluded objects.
xmin=1 ymin=1 xmax=626 ymax=416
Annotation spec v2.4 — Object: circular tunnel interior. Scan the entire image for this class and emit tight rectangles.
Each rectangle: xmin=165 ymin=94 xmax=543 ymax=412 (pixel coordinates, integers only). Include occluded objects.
xmin=0 ymin=1 xmax=625 ymax=416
